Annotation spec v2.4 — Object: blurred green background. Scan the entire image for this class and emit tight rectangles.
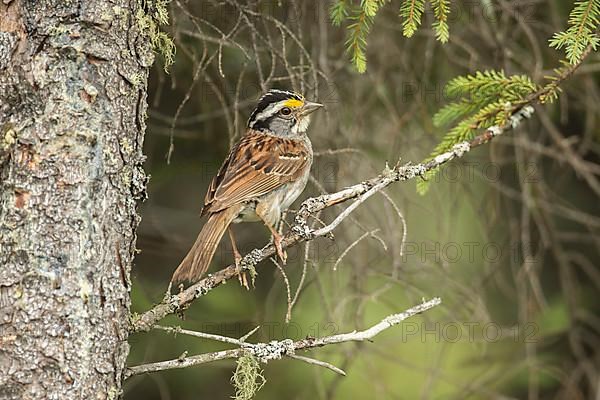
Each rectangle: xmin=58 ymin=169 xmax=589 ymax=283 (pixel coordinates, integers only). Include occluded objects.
xmin=125 ymin=1 xmax=600 ymax=399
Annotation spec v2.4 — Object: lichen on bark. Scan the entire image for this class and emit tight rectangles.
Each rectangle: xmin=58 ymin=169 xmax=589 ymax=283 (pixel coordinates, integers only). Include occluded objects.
xmin=0 ymin=0 xmax=150 ymax=398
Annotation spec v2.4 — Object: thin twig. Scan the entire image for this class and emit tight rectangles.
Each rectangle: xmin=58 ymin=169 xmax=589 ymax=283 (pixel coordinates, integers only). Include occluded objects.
xmin=332 ymin=229 xmax=384 ymax=271
xmin=271 ymin=258 xmax=293 ymax=323
xmin=154 ymin=325 xmax=244 ymax=346
xmin=286 ymin=354 xmax=347 ymax=376
xmin=239 ymin=326 xmax=261 ymax=343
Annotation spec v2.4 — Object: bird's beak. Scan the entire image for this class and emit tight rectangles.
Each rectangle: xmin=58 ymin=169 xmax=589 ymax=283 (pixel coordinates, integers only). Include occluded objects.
xmin=301 ymin=101 xmax=324 ymax=116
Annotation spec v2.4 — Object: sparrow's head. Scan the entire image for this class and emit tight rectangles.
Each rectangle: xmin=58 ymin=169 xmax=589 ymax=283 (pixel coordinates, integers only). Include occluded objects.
xmin=248 ymin=89 xmax=323 ymax=137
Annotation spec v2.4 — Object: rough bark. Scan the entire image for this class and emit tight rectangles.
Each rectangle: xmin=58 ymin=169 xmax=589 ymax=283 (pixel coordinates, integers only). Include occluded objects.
xmin=0 ymin=0 xmax=151 ymax=398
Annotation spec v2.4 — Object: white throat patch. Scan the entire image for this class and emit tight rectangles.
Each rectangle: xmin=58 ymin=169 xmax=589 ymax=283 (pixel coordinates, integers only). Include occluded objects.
xmin=292 ymin=115 xmax=311 ymax=134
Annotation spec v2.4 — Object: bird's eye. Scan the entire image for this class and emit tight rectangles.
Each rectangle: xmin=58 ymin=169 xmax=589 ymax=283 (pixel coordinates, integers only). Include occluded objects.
xmin=280 ymin=107 xmax=292 ymax=116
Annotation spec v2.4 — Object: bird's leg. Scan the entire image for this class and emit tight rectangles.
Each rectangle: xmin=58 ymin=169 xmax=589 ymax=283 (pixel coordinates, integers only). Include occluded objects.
xmin=255 ymin=206 xmax=287 ymax=264
xmin=228 ymin=227 xmax=249 ymax=290
xmin=265 ymin=221 xmax=287 ymax=264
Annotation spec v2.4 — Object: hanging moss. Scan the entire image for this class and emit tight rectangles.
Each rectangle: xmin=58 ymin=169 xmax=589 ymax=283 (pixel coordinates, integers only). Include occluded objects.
xmin=136 ymin=0 xmax=175 ymax=71
xmin=230 ymin=353 xmax=266 ymax=400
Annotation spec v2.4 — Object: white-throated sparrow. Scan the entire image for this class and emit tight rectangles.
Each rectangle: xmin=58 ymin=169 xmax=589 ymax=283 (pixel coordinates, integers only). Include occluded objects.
xmin=171 ymin=89 xmax=323 ymax=285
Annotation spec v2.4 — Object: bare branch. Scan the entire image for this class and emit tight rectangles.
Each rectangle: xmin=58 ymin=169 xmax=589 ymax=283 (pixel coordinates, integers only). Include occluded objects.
xmin=125 ymin=349 xmax=243 ymax=377
xmin=125 ymin=298 xmax=441 ymax=378
xmin=291 ymin=297 xmax=442 ymax=346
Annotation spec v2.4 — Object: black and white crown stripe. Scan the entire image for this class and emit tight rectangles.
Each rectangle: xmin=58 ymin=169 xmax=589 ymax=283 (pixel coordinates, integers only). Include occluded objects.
xmin=248 ymin=89 xmax=304 ymax=128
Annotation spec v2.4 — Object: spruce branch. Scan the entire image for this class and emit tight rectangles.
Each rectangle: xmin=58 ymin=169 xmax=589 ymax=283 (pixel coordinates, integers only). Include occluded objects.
xmin=400 ymin=0 xmax=426 ymax=38
xmin=430 ymin=0 xmax=450 ymax=42
xmin=330 ymin=0 xmax=349 ymax=26
xmin=342 ymin=1 xmax=387 ymax=73
xmin=416 ymin=41 xmax=596 ymax=195
xmin=417 ymin=71 xmax=539 ymax=194
xmin=345 ymin=8 xmax=371 ymax=73
xmin=332 ymin=0 xmax=450 ymax=72
xmin=549 ymin=0 xmax=600 ymax=64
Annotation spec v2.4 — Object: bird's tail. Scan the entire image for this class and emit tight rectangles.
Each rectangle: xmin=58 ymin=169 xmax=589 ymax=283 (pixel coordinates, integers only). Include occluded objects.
xmin=171 ymin=205 xmax=242 ymax=284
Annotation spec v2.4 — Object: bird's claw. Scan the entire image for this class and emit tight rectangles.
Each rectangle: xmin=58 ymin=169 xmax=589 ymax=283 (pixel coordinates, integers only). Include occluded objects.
xmin=234 ymin=253 xmax=250 ymax=290
xmin=273 ymin=233 xmax=287 ymax=264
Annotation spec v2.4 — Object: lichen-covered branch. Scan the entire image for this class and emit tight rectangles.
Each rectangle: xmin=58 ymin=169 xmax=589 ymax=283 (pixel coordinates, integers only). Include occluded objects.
xmin=126 ymin=297 xmax=441 ymax=377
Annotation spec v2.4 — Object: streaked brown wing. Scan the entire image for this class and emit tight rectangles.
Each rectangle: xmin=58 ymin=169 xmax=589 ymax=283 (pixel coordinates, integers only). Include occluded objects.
xmin=202 ymin=131 xmax=310 ymax=215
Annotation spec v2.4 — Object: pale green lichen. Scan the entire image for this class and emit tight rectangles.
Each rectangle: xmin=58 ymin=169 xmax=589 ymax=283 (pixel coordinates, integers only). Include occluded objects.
xmin=231 ymin=353 xmax=266 ymax=400
xmin=119 ymin=137 xmax=134 ymax=155
xmin=120 ymin=168 xmax=133 ymax=188
xmin=128 ymin=72 xmax=144 ymax=87
xmin=1 ymin=124 xmax=17 ymax=158
xmin=129 ymin=312 xmax=140 ymax=322
xmin=248 ymin=265 xmax=258 ymax=287
xmin=107 ymin=385 xmax=120 ymax=400
xmin=48 ymin=24 xmax=72 ymax=36
xmin=136 ymin=0 xmax=175 ymax=71
xmin=2 ymin=127 xmax=16 ymax=147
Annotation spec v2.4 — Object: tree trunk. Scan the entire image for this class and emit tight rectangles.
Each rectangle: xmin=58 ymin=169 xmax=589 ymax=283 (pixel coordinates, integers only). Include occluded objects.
xmin=0 ymin=0 xmax=151 ymax=398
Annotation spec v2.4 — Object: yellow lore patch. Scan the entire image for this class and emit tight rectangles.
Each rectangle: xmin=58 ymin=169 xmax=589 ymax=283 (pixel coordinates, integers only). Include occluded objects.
xmin=283 ymin=99 xmax=304 ymax=108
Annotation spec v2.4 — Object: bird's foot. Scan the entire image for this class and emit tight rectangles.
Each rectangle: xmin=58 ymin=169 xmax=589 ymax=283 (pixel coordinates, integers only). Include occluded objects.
xmin=233 ymin=252 xmax=250 ymax=290
xmin=272 ymin=231 xmax=287 ymax=264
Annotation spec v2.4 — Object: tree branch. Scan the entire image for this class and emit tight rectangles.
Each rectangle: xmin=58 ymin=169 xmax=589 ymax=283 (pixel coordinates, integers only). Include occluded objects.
xmin=125 ymin=297 xmax=441 ymax=378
